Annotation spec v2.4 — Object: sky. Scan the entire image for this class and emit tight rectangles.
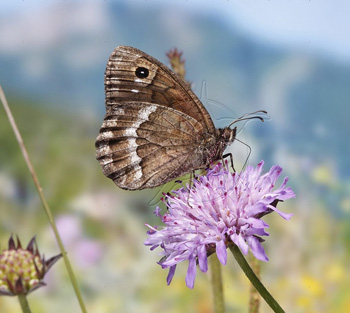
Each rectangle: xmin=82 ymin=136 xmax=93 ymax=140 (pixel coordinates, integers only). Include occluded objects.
xmin=1 ymin=0 xmax=349 ymax=61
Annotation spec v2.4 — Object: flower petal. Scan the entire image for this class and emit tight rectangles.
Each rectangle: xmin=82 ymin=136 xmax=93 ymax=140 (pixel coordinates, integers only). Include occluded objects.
xmin=216 ymin=240 xmax=227 ymax=265
xmin=247 ymin=236 xmax=269 ymax=262
xmin=185 ymin=257 xmax=197 ymax=289
xmin=231 ymin=234 xmax=249 ymax=255
xmin=198 ymin=245 xmax=208 ymax=272
xmin=268 ymin=205 xmax=294 ymax=220
xmin=245 ymin=203 xmax=267 ymax=216
xmin=166 ymin=265 xmax=176 ymax=285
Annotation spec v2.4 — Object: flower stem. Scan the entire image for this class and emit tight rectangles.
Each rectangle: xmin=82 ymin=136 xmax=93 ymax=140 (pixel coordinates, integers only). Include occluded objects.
xmin=229 ymin=245 xmax=285 ymax=313
xmin=248 ymin=252 xmax=260 ymax=313
xmin=18 ymin=294 xmax=32 ymax=313
xmin=210 ymin=255 xmax=225 ymax=313
xmin=0 ymin=86 xmax=88 ymax=313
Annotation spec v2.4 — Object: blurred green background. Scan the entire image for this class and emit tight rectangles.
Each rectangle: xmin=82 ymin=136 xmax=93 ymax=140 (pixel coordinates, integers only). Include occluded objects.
xmin=0 ymin=1 xmax=349 ymax=312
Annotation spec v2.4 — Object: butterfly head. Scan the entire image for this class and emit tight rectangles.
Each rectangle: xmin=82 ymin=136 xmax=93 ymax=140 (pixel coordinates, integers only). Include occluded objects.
xmin=220 ymin=126 xmax=237 ymax=145
xmin=213 ymin=126 xmax=237 ymax=161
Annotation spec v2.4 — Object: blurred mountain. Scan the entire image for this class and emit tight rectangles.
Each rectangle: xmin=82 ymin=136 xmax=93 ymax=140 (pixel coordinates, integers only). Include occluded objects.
xmin=0 ymin=2 xmax=286 ymax=112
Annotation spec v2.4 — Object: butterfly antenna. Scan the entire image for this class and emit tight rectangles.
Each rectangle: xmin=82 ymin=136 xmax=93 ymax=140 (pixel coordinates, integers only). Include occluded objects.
xmin=228 ymin=110 xmax=268 ymax=128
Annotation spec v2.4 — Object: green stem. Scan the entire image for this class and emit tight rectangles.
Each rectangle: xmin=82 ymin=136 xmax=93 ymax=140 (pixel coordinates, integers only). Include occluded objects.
xmin=18 ymin=294 xmax=32 ymax=313
xmin=210 ymin=255 xmax=225 ymax=313
xmin=229 ymin=245 xmax=285 ymax=313
xmin=248 ymin=252 xmax=260 ymax=313
xmin=0 ymin=86 xmax=88 ymax=313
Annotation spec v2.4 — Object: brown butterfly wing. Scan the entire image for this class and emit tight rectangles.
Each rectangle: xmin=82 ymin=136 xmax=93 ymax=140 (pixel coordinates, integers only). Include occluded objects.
xmin=96 ymin=102 xmax=211 ymax=190
xmin=104 ymin=45 xmax=215 ymax=134
xmin=96 ymin=46 xmax=220 ymax=190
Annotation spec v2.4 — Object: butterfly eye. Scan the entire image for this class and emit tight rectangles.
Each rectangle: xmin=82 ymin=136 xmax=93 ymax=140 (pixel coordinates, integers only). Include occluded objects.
xmin=135 ymin=67 xmax=149 ymax=78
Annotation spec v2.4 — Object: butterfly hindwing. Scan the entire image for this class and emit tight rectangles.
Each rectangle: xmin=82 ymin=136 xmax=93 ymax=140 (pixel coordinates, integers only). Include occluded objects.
xmin=96 ymin=102 xmax=209 ymax=190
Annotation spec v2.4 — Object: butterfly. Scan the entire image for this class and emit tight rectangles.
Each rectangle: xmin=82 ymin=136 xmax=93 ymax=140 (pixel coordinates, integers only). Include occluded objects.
xmin=95 ymin=46 xmax=265 ymax=190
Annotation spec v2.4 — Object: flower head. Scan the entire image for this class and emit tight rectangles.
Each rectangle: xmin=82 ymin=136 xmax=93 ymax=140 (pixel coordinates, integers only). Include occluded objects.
xmin=166 ymin=48 xmax=187 ymax=82
xmin=0 ymin=236 xmax=61 ymax=296
xmin=144 ymin=161 xmax=295 ymax=288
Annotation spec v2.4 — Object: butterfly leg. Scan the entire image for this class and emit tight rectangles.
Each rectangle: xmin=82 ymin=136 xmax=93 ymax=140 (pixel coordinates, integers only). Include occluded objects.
xmin=185 ymin=171 xmax=196 ymax=206
xmin=189 ymin=171 xmax=194 ymax=189
xmin=222 ymin=153 xmax=235 ymax=172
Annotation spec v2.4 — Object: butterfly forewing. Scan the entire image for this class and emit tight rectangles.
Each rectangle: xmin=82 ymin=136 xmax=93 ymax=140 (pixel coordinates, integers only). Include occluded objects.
xmin=105 ymin=46 xmax=215 ymax=134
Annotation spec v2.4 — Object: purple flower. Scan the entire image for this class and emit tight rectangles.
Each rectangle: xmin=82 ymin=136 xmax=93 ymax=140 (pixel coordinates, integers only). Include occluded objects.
xmin=144 ymin=161 xmax=295 ymax=289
